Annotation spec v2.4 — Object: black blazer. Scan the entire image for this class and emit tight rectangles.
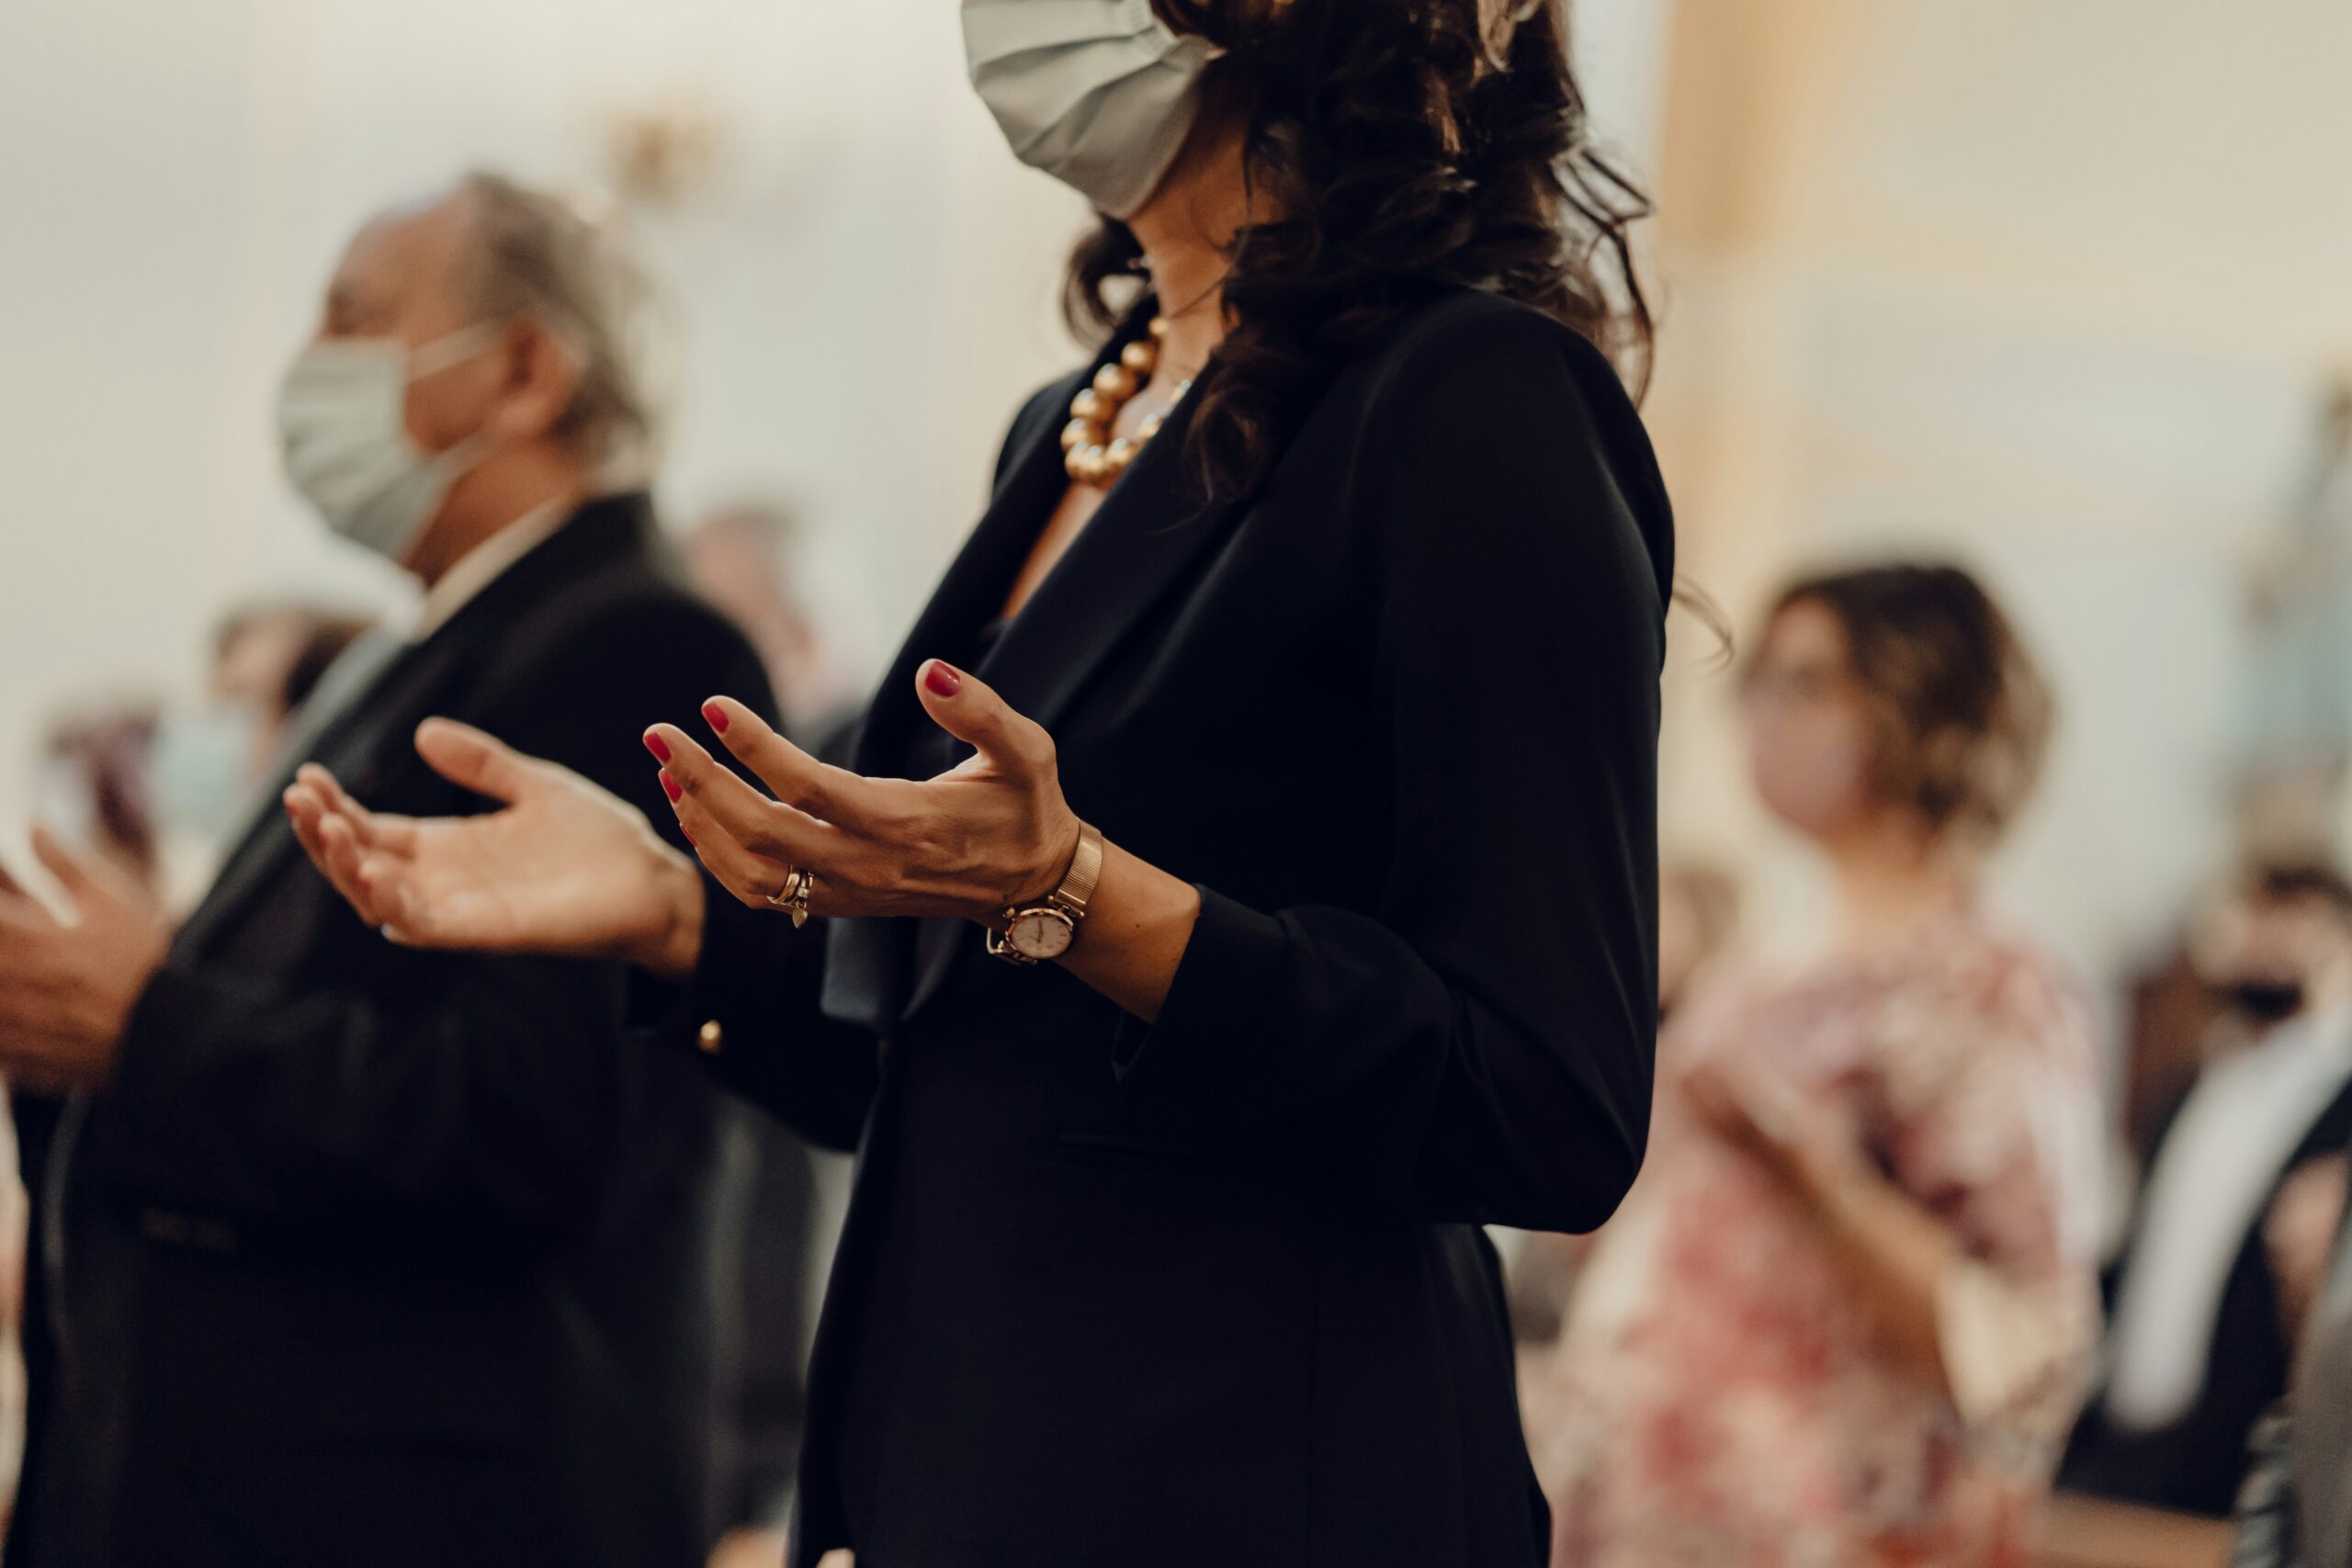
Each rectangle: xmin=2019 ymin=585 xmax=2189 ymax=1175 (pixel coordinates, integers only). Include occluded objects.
xmin=2064 ymin=1061 xmax=2352 ymax=1517
xmin=10 ymin=497 xmax=773 ymax=1568
xmin=684 ymin=287 xmax=1672 ymax=1568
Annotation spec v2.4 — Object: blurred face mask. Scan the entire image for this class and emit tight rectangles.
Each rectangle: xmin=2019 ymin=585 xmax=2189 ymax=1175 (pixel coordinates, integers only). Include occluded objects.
xmin=149 ymin=704 xmax=264 ymax=843
xmin=1747 ymin=716 xmax=1874 ymax=837
xmin=963 ymin=0 xmax=1226 ymax=220
xmin=275 ymin=323 xmax=505 ymax=564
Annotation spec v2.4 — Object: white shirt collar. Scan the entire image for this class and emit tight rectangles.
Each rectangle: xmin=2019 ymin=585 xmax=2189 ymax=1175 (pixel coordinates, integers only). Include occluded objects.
xmin=2103 ymin=1001 xmax=2352 ymax=1429
xmin=408 ymin=497 xmax=575 ymax=643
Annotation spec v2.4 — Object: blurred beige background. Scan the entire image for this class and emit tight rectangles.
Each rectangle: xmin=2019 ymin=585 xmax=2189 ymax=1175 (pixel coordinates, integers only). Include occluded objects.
xmin=3 ymin=0 xmax=2349 ymax=1031
xmin=1644 ymin=0 xmax=2352 ymax=1014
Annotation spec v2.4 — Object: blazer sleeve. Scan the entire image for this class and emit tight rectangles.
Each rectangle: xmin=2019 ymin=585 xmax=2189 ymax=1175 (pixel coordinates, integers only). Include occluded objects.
xmin=668 ymin=892 xmax=878 ymax=1154
xmin=90 ymin=600 xmax=803 ymax=1245
xmin=1111 ymin=312 xmax=1668 ymax=1234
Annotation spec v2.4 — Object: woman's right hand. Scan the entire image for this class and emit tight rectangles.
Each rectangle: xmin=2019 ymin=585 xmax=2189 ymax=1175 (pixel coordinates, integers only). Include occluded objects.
xmin=281 ymin=717 xmax=707 ymax=983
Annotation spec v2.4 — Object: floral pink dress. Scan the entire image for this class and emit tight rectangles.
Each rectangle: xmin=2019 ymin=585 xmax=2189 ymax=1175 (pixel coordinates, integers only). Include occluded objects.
xmin=1529 ymin=909 xmax=2103 ymax=1568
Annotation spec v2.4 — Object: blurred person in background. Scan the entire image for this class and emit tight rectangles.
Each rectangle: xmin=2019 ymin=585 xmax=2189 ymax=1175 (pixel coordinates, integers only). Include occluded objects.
xmin=0 ymin=170 xmax=771 ymax=1568
xmin=156 ymin=602 xmax=377 ymax=904
xmin=2233 ymin=378 xmax=2352 ymax=858
xmin=679 ymin=502 xmax=842 ymax=1568
xmin=684 ymin=502 xmax=856 ymax=740
xmin=284 ymin=0 xmax=1674 ymax=1562
xmin=27 ymin=607 xmax=372 ymax=911
xmin=3 ymin=605 xmax=368 ymax=1529
xmin=1531 ymin=563 xmax=2103 ymax=1567
xmin=2064 ymin=862 xmax=2352 ymax=1519
xmin=31 ymin=706 xmax=164 ymax=893
xmin=701 ymin=1121 xmax=817 ymax=1568
xmin=201 ymin=601 xmax=376 ymax=788
xmin=2233 ymin=1132 xmax=2352 ymax=1568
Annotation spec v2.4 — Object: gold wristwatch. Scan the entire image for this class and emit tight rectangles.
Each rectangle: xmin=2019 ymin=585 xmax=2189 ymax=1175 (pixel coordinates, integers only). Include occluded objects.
xmin=987 ymin=821 xmax=1103 ymax=966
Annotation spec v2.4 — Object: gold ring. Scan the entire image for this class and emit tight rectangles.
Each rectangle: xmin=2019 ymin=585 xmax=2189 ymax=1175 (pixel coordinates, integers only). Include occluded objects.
xmin=767 ymin=868 xmax=814 ymax=930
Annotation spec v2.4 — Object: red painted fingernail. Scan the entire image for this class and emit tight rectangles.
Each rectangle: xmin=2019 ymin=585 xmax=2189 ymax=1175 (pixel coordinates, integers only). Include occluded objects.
xmin=661 ymin=771 xmax=683 ymax=804
xmin=644 ymin=731 xmax=672 ymax=763
xmin=703 ymin=700 xmax=729 ymax=734
xmin=923 ymin=660 xmax=963 ymax=697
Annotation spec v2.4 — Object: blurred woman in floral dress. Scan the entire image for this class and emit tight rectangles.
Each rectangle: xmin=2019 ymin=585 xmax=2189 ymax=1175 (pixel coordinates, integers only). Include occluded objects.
xmin=1533 ymin=564 xmax=2103 ymax=1567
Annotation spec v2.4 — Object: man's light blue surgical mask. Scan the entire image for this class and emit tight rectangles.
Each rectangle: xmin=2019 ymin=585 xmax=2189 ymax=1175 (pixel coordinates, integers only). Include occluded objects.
xmin=274 ymin=322 xmax=505 ymax=565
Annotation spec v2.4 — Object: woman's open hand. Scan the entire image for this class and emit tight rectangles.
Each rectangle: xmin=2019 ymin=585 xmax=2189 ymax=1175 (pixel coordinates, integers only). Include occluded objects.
xmin=282 ymin=718 xmax=707 ymax=981
xmin=650 ymin=660 xmax=1080 ymax=926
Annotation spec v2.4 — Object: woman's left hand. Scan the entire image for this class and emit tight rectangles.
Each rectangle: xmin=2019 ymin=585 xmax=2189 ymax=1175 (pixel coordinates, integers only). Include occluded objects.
xmin=648 ymin=659 xmax=1082 ymax=925
xmin=1681 ymin=1057 xmax=1862 ymax=1208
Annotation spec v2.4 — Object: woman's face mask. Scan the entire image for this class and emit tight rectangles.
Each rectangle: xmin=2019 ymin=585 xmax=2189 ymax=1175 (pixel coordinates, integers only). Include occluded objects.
xmin=274 ymin=322 xmax=504 ymax=565
xmin=1741 ymin=604 xmax=1879 ymax=839
xmin=963 ymin=0 xmax=1226 ymax=220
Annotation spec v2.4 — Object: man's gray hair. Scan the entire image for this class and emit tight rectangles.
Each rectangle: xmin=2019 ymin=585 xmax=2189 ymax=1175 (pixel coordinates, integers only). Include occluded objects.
xmin=455 ymin=170 xmax=656 ymax=483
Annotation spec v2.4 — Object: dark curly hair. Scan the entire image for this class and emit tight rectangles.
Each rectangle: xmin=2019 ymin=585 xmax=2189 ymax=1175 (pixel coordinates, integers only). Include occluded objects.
xmin=1064 ymin=0 xmax=1655 ymax=502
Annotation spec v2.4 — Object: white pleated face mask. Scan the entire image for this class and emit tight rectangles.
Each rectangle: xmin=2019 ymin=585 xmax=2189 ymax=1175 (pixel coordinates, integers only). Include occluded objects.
xmin=274 ymin=322 xmax=505 ymax=565
xmin=963 ymin=0 xmax=1227 ymax=220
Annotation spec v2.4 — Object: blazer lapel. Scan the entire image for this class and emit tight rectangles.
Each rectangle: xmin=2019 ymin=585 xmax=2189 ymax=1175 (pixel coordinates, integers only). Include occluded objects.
xmin=969 ymin=397 xmax=1242 ymax=744
xmin=168 ymin=620 xmax=493 ymax=964
xmin=169 ymin=637 xmax=446 ymax=957
xmin=892 ymin=364 xmax=1251 ymax=1026
xmin=820 ymin=367 xmax=1090 ymax=1034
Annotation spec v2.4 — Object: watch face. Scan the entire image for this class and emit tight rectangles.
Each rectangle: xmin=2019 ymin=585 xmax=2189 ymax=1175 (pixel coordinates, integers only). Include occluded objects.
xmin=1007 ymin=908 xmax=1076 ymax=961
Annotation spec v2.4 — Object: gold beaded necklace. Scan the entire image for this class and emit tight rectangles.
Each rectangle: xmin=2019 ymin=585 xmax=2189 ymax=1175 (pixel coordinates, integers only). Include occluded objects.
xmin=1060 ymin=315 xmax=1195 ymax=490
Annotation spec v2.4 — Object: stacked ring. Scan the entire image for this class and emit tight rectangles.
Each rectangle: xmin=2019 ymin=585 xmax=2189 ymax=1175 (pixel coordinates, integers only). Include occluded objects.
xmin=767 ymin=868 xmax=815 ymax=930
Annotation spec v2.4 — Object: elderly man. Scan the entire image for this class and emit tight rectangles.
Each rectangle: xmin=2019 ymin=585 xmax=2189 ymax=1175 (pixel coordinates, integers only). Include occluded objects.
xmin=0 ymin=173 xmax=773 ymax=1568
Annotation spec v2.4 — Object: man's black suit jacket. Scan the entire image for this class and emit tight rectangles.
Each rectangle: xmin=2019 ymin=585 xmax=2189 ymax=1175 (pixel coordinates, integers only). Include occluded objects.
xmin=10 ymin=494 xmax=774 ymax=1568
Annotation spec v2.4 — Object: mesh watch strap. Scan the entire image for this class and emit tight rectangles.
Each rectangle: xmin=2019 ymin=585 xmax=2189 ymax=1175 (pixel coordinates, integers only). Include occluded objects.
xmin=1055 ymin=821 xmax=1104 ymax=916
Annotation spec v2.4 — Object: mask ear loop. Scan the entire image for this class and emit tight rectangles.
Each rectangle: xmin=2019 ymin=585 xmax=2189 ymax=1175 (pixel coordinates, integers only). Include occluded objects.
xmin=405 ymin=320 xmax=512 ymax=380
xmin=1477 ymin=0 xmax=1546 ymax=74
xmin=403 ymin=321 xmax=517 ymax=482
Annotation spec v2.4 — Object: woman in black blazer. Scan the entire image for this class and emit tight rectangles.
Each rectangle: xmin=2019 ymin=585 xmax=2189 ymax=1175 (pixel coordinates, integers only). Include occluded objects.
xmin=287 ymin=2 xmax=1673 ymax=1562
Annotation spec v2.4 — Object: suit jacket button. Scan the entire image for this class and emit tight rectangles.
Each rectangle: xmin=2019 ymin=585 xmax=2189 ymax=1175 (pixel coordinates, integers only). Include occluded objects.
xmin=697 ymin=1020 xmax=723 ymax=1055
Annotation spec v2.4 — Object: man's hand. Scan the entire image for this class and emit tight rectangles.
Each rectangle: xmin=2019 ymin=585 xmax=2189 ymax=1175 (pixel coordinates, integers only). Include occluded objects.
xmin=283 ymin=718 xmax=707 ymax=982
xmin=0 ymin=829 xmax=172 ymax=1093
